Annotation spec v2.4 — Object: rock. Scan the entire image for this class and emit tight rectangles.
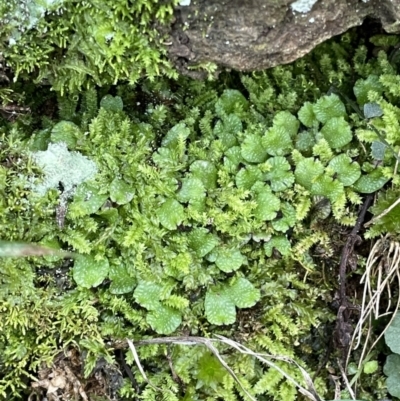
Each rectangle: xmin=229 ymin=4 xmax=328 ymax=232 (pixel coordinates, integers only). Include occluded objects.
xmin=168 ymin=0 xmax=400 ymax=78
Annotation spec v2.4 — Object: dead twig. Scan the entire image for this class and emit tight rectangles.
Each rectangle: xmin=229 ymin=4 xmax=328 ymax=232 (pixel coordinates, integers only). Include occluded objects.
xmin=0 ymin=104 xmax=30 ymax=113
xmin=0 ymin=104 xmax=31 ymax=121
xmin=335 ymin=195 xmax=373 ymax=356
xmin=166 ymin=344 xmax=185 ymax=389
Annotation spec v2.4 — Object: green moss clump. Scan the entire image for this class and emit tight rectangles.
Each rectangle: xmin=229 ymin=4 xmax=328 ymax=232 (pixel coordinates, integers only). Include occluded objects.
xmin=1 ymin=0 xmax=179 ymax=94
xmin=2 ymin=31 xmax=400 ymax=400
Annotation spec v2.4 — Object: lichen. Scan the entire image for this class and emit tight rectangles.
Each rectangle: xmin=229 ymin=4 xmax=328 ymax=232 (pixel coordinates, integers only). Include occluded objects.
xmin=290 ymin=0 xmax=318 ymax=14
xmin=31 ymin=142 xmax=97 ymax=195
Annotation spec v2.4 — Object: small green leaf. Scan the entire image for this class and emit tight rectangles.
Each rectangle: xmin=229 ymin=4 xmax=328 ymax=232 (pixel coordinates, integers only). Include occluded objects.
xmin=228 ymin=277 xmax=260 ymax=308
xmin=298 ymin=102 xmax=318 ymax=127
xmin=73 ymin=255 xmax=109 ymax=288
xmin=371 ymin=141 xmax=387 ymax=161
xmin=371 ymin=34 xmax=400 ymax=46
xmin=188 ymin=197 xmax=206 ymax=213
xmin=264 ymin=236 xmax=291 ymax=257
xmin=100 ymin=95 xmax=123 ymax=112
xmin=109 ymin=178 xmax=134 ymax=205
xmin=310 ymin=196 xmax=332 ymax=221
xmin=162 ymin=122 xmax=191 ymax=148
xmin=264 ymin=156 xmax=294 ymax=192
xmin=190 ymin=160 xmax=218 ymax=189
xmin=363 ymin=360 xmax=378 ymax=374
xmin=214 ymin=114 xmax=242 ymax=149
xmin=364 ymin=102 xmax=383 ymax=119
xmin=385 ymin=312 xmax=400 ymax=354
xmin=387 ymin=373 xmax=400 ymax=398
xmin=320 ymin=117 xmax=352 ymax=149
xmin=384 ymin=353 xmax=400 ymax=377
xmin=109 ymin=264 xmax=136 ymax=294
xmin=251 ymin=232 xmax=271 ymax=242
xmin=177 ymin=177 xmax=205 ymax=203
xmin=205 ymin=289 xmax=236 ymax=325
xmin=353 ymin=169 xmax=389 ymax=193
xmin=224 ymin=146 xmax=244 ymax=172
xmin=96 ymin=208 xmax=119 ymax=223
xmin=296 ymin=131 xmax=316 ymax=153
xmin=236 ymin=166 xmax=263 ymax=190
xmin=295 ymin=158 xmax=324 ymax=190
xmin=384 ymin=354 xmax=400 ymax=398
xmin=69 ymin=182 xmax=108 ymax=217
xmin=220 ymin=114 xmax=243 ymax=135
xmin=368 ymin=189 xmax=400 ymax=236
xmin=328 ymin=154 xmax=361 ymax=186
xmin=312 ymin=137 xmax=334 ymax=163
xmin=262 ymin=126 xmax=293 ymax=156
xmin=254 ymin=186 xmax=281 ymax=221
xmin=134 ymin=281 xmax=162 ymax=310
xmin=347 ymin=362 xmax=358 ymax=376
xmin=188 ymin=228 xmax=219 ymax=257
xmin=146 ymin=303 xmax=182 ymax=334
xmin=272 ymin=203 xmax=297 ymax=232
xmin=215 ymin=248 xmax=246 ymax=273
xmin=157 ymin=199 xmax=185 ymax=230
xmin=30 ymin=129 xmax=51 ymax=151
xmin=215 ymin=89 xmax=249 ymax=117
xmin=196 ymin=352 xmax=227 ymax=388
xmin=241 ymin=134 xmax=268 ymax=163
xmin=152 ymin=147 xmax=180 ymax=169
xmin=354 ymin=75 xmax=384 ymax=105
xmin=313 ymin=94 xmax=346 ymax=124
xmin=51 ymin=121 xmax=80 ymax=149
xmin=311 ymin=175 xmax=344 ymax=201
xmin=272 ymin=111 xmax=300 ymax=138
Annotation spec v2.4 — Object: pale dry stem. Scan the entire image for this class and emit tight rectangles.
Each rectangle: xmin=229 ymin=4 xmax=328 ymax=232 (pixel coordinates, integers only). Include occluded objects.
xmin=346 ymin=235 xmax=400 ymax=393
xmin=124 ymin=335 xmax=322 ymax=401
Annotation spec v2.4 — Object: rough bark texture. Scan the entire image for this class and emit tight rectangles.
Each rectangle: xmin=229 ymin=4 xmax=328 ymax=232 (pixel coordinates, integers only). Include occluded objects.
xmin=168 ymin=0 xmax=400 ymax=78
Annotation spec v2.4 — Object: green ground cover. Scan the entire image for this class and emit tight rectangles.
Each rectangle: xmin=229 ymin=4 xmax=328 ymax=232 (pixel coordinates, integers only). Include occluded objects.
xmin=1 ymin=5 xmax=400 ymax=400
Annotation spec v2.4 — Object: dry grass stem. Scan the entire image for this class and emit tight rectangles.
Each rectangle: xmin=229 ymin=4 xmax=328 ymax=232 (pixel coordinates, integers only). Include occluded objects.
xmin=364 ymin=196 xmax=400 ymax=227
xmin=337 ymin=359 xmax=356 ymax=400
xmin=346 ymin=235 xmax=400 ymax=387
xmin=121 ymin=335 xmax=321 ymax=401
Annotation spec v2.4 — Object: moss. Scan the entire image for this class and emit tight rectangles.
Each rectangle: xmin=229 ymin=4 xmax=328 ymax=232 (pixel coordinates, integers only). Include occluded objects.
xmin=2 ymin=31 xmax=400 ymax=400
xmin=1 ymin=0 xmax=179 ymax=94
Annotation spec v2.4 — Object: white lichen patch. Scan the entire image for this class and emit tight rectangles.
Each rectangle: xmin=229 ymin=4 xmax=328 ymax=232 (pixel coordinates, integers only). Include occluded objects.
xmin=291 ymin=0 xmax=318 ymax=13
xmin=31 ymin=142 xmax=98 ymax=195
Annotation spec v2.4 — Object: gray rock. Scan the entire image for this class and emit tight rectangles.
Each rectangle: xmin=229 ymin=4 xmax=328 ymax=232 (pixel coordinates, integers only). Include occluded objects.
xmin=168 ymin=0 xmax=400 ymax=77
